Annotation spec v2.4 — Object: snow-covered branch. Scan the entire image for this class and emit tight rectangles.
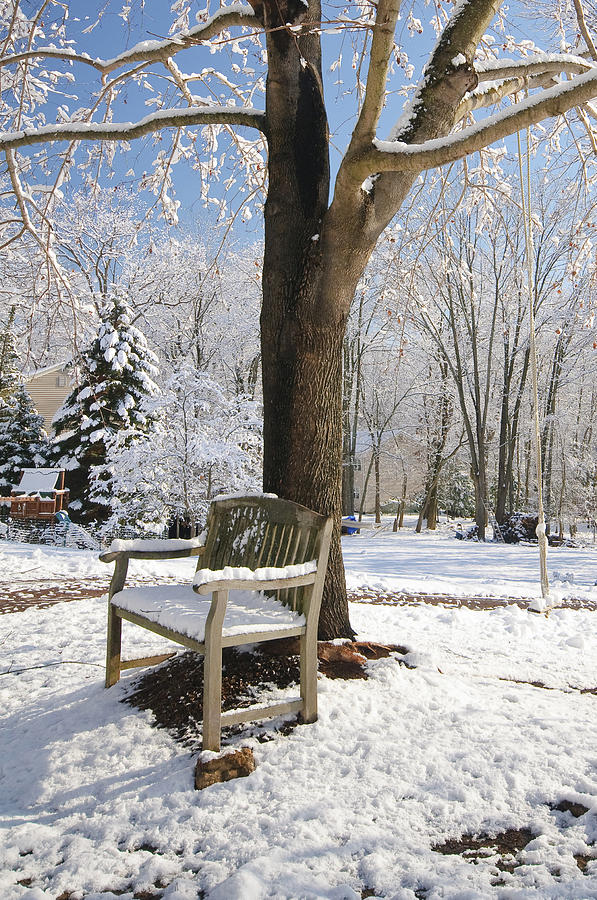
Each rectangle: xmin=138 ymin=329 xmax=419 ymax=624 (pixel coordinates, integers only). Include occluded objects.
xmin=475 ymin=54 xmax=592 ymax=82
xmin=366 ymin=67 xmax=597 ymax=175
xmin=0 ymin=105 xmax=267 ymax=153
xmin=0 ymin=5 xmax=258 ymax=76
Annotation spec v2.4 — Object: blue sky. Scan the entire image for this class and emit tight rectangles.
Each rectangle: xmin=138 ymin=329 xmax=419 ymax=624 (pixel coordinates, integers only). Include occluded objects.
xmin=22 ymin=1 xmax=567 ymax=242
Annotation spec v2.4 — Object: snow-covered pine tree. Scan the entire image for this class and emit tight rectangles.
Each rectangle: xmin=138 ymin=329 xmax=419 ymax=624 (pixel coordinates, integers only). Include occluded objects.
xmin=0 ymin=308 xmax=21 ymax=403
xmin=52 ymin=290 xmax=158 ymax=521
xmin=0 ymin=384 xmax=48 ymax=489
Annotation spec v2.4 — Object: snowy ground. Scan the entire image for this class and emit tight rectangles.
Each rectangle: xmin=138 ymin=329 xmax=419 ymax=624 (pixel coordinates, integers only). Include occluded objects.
xmin=1 ymin=522 xmax=597 ymax=899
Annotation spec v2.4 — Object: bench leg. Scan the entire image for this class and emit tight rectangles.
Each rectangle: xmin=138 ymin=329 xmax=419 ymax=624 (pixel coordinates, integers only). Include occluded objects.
xmin=202 ymin=640 xmax=222 ymax=752
xmin=105 ymin=604 xmax=122 ymax=688
xmin=202 ymin=589 xmax=227 ymax=752
xmin=300 ymin=627 xmax=318 ymax=723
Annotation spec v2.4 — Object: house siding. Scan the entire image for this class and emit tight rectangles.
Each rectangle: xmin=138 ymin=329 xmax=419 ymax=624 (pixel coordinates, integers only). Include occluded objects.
xmin=25 ymin=365 xmax=73 ymax=433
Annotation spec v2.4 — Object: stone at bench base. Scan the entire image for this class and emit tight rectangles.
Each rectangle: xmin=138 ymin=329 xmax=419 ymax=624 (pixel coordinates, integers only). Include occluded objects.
xmin=194 ymin=747 xmax=256 ymax=790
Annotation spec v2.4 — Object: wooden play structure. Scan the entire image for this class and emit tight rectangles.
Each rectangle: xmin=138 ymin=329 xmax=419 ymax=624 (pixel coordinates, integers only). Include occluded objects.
xmin=2 ymin=468 xmax=69 ymax=520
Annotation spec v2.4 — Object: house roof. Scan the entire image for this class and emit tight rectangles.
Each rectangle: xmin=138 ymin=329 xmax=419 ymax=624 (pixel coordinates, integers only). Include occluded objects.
xmin=25 ymin=361 xmax=70 ymax=380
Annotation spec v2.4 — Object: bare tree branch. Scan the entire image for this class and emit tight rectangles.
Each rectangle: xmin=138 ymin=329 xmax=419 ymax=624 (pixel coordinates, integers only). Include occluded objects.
xmin=0 ymin=105 xmax=267 ymax=153
xmin=572 ymin=0 xmax=597 ymax=61
xmin=0 ymin=5 xmax=258 ymax=75
xmin=350 ymin=0 xmax=402 ymax=145
xmin=456 ymin=73 xmax=558 ymax=120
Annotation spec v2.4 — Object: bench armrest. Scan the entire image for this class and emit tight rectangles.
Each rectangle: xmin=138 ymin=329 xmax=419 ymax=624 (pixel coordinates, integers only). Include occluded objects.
xmin=100 ymin=536 xmax=206 ymax=564
xmin=193 ymin=560 xmax=317 ymax=595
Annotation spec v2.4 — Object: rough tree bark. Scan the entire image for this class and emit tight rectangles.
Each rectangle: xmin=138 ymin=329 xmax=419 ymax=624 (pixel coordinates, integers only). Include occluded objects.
xmin=258 ymin=0 xmax=501 ymax=632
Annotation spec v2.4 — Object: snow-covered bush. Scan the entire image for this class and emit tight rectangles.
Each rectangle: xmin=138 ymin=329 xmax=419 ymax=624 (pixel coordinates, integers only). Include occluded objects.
xmin=51 ymin=290 xmax=158 ymax=521
xmin=438 ymin=464 xmax=476 ymax=519
xmin=97 ymin=364 xmax=262 ymax=533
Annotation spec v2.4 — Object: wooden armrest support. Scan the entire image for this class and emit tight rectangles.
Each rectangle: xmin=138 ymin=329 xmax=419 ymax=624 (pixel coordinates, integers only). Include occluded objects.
xmin=194 ymin=572 xmax=316 ymax=594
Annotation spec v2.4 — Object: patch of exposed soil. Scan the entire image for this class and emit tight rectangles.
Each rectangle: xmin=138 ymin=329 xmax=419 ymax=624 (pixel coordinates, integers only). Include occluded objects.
xmin=349 ymin=589 xmax=597 ymax=612
xmin=0 ymin=579 xmax=108 ymax=614
xmin=125 ymin=647 xmax=301 ymax=748
xmin=349 ymin=587 xmax=527 ymax=611
xmin=433 ymin=827 xmax=535 ymax=873
xmin=0 ymin=574 xmax=183 ymax=615
xmin=574 ymin=853 xmax=595 ymax=873
xmin=550 ymin=800 xmax=590 ymax=818
xmin=499 ymin=677 xmax=554 ymax=690
xmin=125 ymin=641 xmax=408 ymax=748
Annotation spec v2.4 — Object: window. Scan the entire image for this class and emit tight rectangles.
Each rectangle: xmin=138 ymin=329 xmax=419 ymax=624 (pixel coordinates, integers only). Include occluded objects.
xmin=56 ymin=375 xmax=67 ymax=387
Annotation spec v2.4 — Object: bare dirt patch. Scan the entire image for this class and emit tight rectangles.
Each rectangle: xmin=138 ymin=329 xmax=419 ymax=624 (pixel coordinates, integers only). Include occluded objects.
xmin=433 ymin=827 xmax=535 ymax=875
xmin=349 ymin=588 xmax=597 ymax=612
xmin=0 ymin=574 xmax=183 ymax=615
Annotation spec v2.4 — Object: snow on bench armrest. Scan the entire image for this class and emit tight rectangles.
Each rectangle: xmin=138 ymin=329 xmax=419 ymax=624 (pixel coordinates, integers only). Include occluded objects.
xmin=109 ymin=535 xmax=206 ymax=553
xmin=194 ymin=559 xmax=317 ymax=589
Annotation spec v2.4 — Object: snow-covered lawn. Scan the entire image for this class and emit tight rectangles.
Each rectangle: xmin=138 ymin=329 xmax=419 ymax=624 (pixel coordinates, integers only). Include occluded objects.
xmin=1 ymin=525 xmax=597 ymax=900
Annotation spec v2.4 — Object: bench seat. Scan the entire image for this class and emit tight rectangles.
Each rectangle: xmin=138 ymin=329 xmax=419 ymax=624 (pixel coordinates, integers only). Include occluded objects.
xmin=113 ymin=584 xmax=306 ymax=645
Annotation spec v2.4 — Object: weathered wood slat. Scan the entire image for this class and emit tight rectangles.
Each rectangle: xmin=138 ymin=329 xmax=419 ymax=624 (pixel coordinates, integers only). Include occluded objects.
xmin=221 ymin=698 xmax=302 ymax=726
xmin=194 ymin=571 xmax=316 ymax=594
xmin=111 ymin=605 xmax=207 ymax=653
xmin=100 ymin=546 xmax=204 ymax=563
xmin=120 ymin=652 xmax=176 ymax=670
xmin=221 ymin=624 xmax=305 ymax=648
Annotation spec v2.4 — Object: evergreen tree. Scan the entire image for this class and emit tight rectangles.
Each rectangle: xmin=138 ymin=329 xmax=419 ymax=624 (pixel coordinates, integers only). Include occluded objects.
xmin=0 ymin=307 xmax=21 ymax=403
xmin=0 ymin=384 xmax=48 ymax=489
xmin=52 ymin=290 xmax=159 ymax=521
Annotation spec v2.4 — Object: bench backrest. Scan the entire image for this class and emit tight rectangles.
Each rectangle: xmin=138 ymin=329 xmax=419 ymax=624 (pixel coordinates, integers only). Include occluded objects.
xmin=199 ymin=495 xmax=332 ymax=615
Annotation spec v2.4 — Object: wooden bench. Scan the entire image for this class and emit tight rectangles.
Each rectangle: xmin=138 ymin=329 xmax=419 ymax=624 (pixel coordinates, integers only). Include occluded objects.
xmin=101 ymin=495 xmax=333 ymax=752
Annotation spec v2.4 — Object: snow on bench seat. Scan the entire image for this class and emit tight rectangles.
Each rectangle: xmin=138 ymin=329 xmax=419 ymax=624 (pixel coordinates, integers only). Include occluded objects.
xmin=113 ymin=584 xmax=306 ymax=643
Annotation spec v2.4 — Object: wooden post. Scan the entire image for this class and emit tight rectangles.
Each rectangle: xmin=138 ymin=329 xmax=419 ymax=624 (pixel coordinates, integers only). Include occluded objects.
xmin=105 ymin=606 xmax=122 ymax=687
xmin=105 ymin=556 xmax=128 ymax=688
xmin=202 ymin=590 xmax=227 ymax=752
xmin=300 ymin=620 xmax=318 ymax=723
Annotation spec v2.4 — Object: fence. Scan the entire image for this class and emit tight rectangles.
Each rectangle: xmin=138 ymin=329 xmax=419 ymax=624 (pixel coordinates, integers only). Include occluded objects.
xmin=0 ymin=517 xmax=169 ymax=551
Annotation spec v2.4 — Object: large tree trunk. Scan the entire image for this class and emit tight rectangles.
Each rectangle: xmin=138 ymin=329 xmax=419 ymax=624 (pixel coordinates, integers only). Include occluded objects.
xmin=258 ymin=0 xmax=500 ymax=637
xmin=471 ymin=460 xmax=488 ymax=541
xmin=260 ymin=0 xmax=355 ymax=638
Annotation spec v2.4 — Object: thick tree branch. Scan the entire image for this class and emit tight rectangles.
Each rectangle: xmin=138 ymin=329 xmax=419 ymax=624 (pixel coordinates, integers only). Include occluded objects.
xmin=0 ymin=105 xmax=267 ymax=152
xmin=0 ymin=5 xmax=258 ymax=75
xmin=475 ymin=54 xmax=591 ymax=81
xmin=456 ymin=73 xmax=558 ymax=120
xmin=457 ymin=55 xmax=593 ymax=122
xmin=0 ymin=47 xmax=106 ymax=72
xmin=364 ymin=67 xmax=597 ymax=175
xmin=350 ymin=0 xmax=402 ymax=144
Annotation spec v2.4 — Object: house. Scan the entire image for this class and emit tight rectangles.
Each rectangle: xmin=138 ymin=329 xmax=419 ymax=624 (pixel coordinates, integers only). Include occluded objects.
xmin=4 ymin=468 xmax=69 ymax=519
xmin=25 ymin=362 xmax=72 ymax=432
